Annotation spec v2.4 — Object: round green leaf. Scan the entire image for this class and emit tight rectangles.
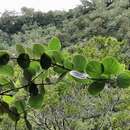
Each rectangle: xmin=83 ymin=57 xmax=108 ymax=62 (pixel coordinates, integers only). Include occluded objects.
xmin=48 ymin=37 xmax=61 ymax=51
xmin=117 ymin=71 xmax=130 ymax=88
xmin=86 ymin=61 xmax=104 ymax=78
xmin=0 ymin=65 xmax=14 ymax=77
xmin=73 ymin=54 xmax=87 ymax=72
xmin=33 ymin=44 xmax=45 ymax=57
xmin=102 ymin=57 xmax=120 ymax=75
xmin=28 ymin=94 xmax=43 ymax=109
xmin=88 ymin=81 xmax=105 ymax=95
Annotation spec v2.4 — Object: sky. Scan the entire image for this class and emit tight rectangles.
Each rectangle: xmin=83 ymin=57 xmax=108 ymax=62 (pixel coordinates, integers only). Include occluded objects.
xmin=0 ymin=0 xmax=82 ymax=13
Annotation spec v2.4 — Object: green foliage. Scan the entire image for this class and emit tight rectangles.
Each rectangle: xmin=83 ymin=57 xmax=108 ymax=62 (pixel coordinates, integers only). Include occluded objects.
xmin=48 ymin=37 xmax=61 ymax=51
xmin=117 ymin=71 xmax=130 ymax=88
xmin=0 ymin=36 xmax=130 ymax=130
xmin=88 ymin=81 xmax=106 ymax=95
xmin=102 ymin=57 xmax=120 ymax=75
xmin=86 ymin=61 xmax=104 ymax=78
xmin=73 ymin=54 xmax=87 ymax=72
xmin=0 ymin=65 xmax=14 ymax=77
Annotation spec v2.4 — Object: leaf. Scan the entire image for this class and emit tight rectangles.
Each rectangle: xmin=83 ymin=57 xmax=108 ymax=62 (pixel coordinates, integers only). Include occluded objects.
xmin=16 ymin=44 xmax=25 ymax=55
xmin=13 ymin=100 xmax=25 ymax=113
xmin=3 ymin=96 xmax=14 ymax=105
xmin=0 ymin=52 xmax=9 ymax=65
xmin=102 ymin=57 xmax=120 ymax=75
xmin=51 ymin=51 xmax=63 ymax=64
xmin=23 ymin=61 xmax=41 ymax=81
xmin=86 ymin=61 xmax=104 ymax=78
xmin=48 ymin=37 xmax=61 ymax=51
xmin=28 ymin=94 xmax=43 ymax=109
xmin=73 ymin=54 xmax=87 ymax=72
xmin=17 ymin=53 xmax=30 ymax=69
xmin=0 ymin=77 xmax=9 ymax=85
xmin=40 ymin=53 xmax=52 ymax=70
xmin=63 ymin=58 xmax=73 ymax=70
xmin=0 ymin=65 xmax=14 ymax=77
xmin=117 ymin=71 xmax=130 ymax=88
xmin=33 ymin=44 xmax=45 ymax=57
xmin=88 ymin=81 xmax=106 ymax=95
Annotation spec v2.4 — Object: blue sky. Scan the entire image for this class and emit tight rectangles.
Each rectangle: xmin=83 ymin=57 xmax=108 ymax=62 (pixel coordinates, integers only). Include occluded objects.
xmin=0 ymin=0 xmax=81 ymax=13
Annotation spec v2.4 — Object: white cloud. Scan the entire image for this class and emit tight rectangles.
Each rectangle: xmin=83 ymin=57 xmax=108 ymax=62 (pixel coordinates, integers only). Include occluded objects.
xmin=0 ymin=0 xmax=81 ymax=13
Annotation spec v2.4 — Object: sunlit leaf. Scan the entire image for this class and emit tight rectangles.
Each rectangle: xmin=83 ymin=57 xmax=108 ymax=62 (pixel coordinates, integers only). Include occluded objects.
xmin=48 ymin=37 xmax=61 ymax=51
xmin=3 ymin=96 xmax=14 ymax=105
xmin=0 ymin=65 xmax=14 ymax=77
